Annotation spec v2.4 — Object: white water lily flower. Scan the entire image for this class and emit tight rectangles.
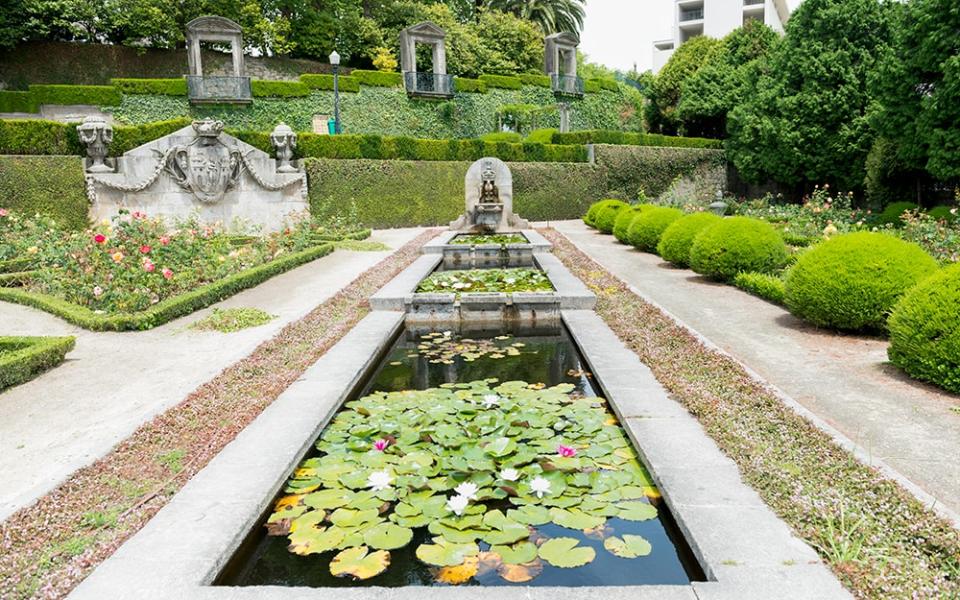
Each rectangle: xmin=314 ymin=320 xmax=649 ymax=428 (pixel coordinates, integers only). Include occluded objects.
xmin=446 ymin=494 xmax=470 ymax=516
xmin=505 ymin=278 xmax=516 ymax=284
xmin=454 ymin=482 xmax=479 ymax=500
xmin=366 ymin=470 xmax=393 ymax=491
xmin=530 ymin=476 xmax=552 ymax=498
xmin=482 ymin=394 xmax=500 ymax=408
xmin=500 ymin=468 xmax=519 ymax=482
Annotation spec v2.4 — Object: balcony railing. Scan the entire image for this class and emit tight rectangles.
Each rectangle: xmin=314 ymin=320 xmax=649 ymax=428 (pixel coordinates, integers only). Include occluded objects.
xmin=186 ymin=75 xmax=252 ymax=104
xmin=680 ymin=8 xmax=704 ymax=21
xmin=744 ymin=0 xmax=764 ymax=5
xmin=404 ymin=72 xmax=455 ymax=98
xmin=551 ymin=74 xmax=584 ymax=98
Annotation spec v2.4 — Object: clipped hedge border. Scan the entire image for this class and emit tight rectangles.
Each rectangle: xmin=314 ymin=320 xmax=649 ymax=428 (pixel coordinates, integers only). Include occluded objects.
xmin=453 ymin=77 xmax=487 ymax=93
xmin=553 ymin=129 xmax=723 ymax=149
xmin=519 ymin=73 xmax=552 ymax=88
xmin=111 ymin=78 xmax=187 ymax=96
xmin=0 ymin=240 xmax=352 ymax=331
xmin=0 ymin=91 xmax=39 ymax=113
xmin=0 ymin=335 xmax=76 ymax=391
xmin=299 ymin=73 xmax=361 ymax=93
xmin=29 ymin=84 xmax=122 ymax=107
xmin=478 ymin=74 xmax=522 ymax=90
xmin=251 ymin=80 xmax=310 ymax=98
xmin=349 ymin=70 xmax=403 ymax=87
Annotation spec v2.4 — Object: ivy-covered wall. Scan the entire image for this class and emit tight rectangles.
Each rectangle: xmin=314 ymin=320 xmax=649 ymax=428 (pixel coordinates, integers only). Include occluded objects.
xmin=109 ymin=87 xmax=636 ymax=139
xmin=0 ymin=155 xmax=89 ymax=229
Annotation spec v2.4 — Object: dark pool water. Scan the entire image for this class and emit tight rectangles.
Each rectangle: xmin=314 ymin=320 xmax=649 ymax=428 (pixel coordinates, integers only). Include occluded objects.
xmin=218 ymin=325 xmax=705 ymax=588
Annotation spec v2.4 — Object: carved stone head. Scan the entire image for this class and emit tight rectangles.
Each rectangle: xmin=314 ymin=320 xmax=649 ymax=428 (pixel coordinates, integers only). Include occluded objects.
xmin=270 ymin=122 xmax=298 ymax=173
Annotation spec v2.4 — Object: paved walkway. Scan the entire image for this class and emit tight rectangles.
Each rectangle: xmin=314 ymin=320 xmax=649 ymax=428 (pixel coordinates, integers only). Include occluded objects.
xmin=555 ymin=220 xmax=960 ymax=518
xmin=0 ymin=228 xmax=425 ymax=521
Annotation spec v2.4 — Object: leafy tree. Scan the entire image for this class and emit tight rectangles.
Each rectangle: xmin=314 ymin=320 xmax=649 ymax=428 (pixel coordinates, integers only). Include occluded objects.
xmin=869 ymin=0 xmax=960 ymax=182
xmin=726 ymin=0 xmax=891 ymax=189
xmin=645 ymin=35 xmax=720 ymax=135
xmin=676 ymin=21 xmax=778 ymax=138
xmin=486 ymin=0 xmax=584 ymax=34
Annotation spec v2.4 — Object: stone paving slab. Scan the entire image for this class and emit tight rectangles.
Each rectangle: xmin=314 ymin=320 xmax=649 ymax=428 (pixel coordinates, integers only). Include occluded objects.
xmin=0 ymin=228 xmax=424 ymax=521
xmin=554 ymin=219 xmax=960 ymax=523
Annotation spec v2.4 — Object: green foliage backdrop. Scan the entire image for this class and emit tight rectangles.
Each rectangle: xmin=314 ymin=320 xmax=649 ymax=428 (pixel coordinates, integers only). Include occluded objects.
xmin=0 ymin=155 xmax=89 ymax=229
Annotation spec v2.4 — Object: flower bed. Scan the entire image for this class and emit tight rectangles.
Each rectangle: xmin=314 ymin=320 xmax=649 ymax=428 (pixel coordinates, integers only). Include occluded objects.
xmin=416 ymin=268 xmax=553 ymax=295
xmin=0 ymin=209 xmax=368 ymax=330
xmin=0 ymin=335 xmax=75 ymax=391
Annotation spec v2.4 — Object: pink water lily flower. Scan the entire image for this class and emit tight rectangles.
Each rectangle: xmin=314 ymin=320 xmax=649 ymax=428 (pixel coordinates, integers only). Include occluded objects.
xmin=373 ymin=439 xmax=389 ymax=451
xmin=557 ymin=444 xmax=577 ymax=458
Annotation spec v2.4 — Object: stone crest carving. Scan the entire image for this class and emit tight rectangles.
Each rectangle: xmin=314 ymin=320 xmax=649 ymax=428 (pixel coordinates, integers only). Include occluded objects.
xmin=166 ymin=119 xmax=242 ymax=204
xmin=76 ymin=116 xmax=114 ymax=173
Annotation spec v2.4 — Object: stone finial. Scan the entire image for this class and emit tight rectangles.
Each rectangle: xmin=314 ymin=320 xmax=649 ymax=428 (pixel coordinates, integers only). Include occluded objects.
xmin=77 ymin=116 xmax=114 ymax=173
xmin=270 ymin=122 xmax=298 ymax=173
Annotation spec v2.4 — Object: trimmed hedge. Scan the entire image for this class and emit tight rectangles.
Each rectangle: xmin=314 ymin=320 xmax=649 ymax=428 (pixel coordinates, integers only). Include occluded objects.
xmin=784 ymin=232 xmax=938 ymax=333
xmin=519 ymin=74 xmax=552 ymax=88
xmin=299 ymin=73 xmax=361 ymax=93
xmin=594 ymin=200 xmax=630 ymax=234
xmin=251 ymin=80 xmax=311 ymax=98
xmin=588 ymin=78 xmax=619 ymax=92
xmin=875 ymin=201 xmax=918 ymax=228
xmin=111 ymin=78 xmax=186 ymax=95
xmin=478 ymin=74 xmax=523 ymax=90
xmin=308 ymin=158 xmax=607 ymax=228
xmin=0 ymin=91 xmax=38 ymax=113
xmin=625 ymin=206 xmax=683 ymax=252
xmin=0 ymin=155 xmax=89 ymax=229
xmin=584 ymin=199 xmax=625 ymax=228
xmin=453 ymin=77 xmax=487 ymax=93
xmin=553 ymin=129 xmax=723 ymax=149
xmin=350 ymin=70 xmax=403 ymax=87
xmin=657 ymin=212 xmax=721 ymax=267
xmin=888 ymin=263 xmax=960 ymax=393
xmin=29 ymin=84 xmax=122 ymax=107
xmin=0 ymin=336 xmax=76 ymax=390
xmin=690 ymin=217 xmax=788 ymax=282
xmin=733 ymin=272 xmax=787 ymax=305
xmin=0 ymin=242 xmax=337 ymax=331
xmin=612 ymin=204 xmax=649 ymax=243
xmin=0 ymin=117 xmax=192 ymax=156
xmin=593 ymin=145 xmax=725 ymax=200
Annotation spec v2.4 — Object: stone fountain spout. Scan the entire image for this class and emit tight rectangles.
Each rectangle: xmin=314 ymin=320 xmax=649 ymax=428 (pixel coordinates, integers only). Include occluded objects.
xmin=450 ymin=157 xmax=529 ymax=232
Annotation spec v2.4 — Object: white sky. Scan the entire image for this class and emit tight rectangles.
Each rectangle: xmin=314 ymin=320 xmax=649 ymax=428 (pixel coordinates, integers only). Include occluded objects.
xmin=580 ymin=0 xmax=803 ymax=73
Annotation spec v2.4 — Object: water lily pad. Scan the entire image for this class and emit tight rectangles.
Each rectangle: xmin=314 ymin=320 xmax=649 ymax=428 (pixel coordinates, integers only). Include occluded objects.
xmin=490 ymin=541 xmax=538 ymax=565
xmin=617 ymin=501 xmax=658 ymax=522
xmin=604 ymin=534 xmax=652 ymax=558
xmin=289 ymin=525 xmax=346 ymax=555
xmin=416 ymin=537 xmax=479 ymax=567
xmin=329 ymin=546 xmax=390 ymax=580
xmin=363 ymin=523 xmax=413 ymax=550
xmin=498 ymin=559 xmax=544 ymax=582
xmin=538 ymin=537 xmax=596 ymax=568
xmin=303 ymin=488 xmax=354 ymax=510
xmin=433 ymin=555 xmax=479 ymax=584
xmin=484 ymin=436 xmax=517 ymax=457
xmin=480 ymin=523 xmax=530 ymax=545
xmin=330 ymin=507 xmax=382 ymax=528
xmin=507 ymin=505 xmax=552 ymax=526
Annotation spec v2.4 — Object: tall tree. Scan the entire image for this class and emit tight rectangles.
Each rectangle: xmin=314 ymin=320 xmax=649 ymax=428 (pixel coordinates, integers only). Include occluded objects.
xmin=485 ymin=0 xmax=585 ymax=34
xmin=645 ymin=35 xmax=720 ymax=135
xmin=726 ymin=0 xmax=891 ymax=189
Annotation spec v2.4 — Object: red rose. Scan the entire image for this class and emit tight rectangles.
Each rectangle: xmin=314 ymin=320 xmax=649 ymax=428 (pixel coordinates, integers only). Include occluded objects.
xmin=94 ymin=234 xmax=106 ymax=244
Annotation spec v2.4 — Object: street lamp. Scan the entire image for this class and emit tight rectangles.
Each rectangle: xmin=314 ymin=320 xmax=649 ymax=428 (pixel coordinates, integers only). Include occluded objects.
xmin=329 ymin=50 xmax=341 ymax=135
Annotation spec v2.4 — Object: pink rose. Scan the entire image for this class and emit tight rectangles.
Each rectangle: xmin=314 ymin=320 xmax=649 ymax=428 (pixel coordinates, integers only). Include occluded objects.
xmin=0 ymin=208 xmax=8 ymax=217
xmin=159 ymin=236 xmax=170 ymax=246
xmin=161 ymin=268 xmax=173 ymax=280
xmin=557 ymin=445 xmax=577 ymax=458
xmin=93 ymin=285 xmax=103 ymax=297
xmin=140 ymin=245 xmax=152 ymax=254
xmin=94 ymin=233 xmax=106 ymax=244
xmin=143 ymin=261 xmax=155 ymax=272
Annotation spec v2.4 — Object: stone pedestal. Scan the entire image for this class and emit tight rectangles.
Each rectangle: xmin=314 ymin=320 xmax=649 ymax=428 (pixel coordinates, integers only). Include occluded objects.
xmin=450 ymin=157 xmax=530 ymax=232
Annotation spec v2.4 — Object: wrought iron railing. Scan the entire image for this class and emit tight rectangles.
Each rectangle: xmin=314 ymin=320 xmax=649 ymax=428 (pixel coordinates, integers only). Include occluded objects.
xmin=551 ymin=74 xmax=584 ymax=98
xmin=680 ymin=8 xmax=704 ymax=21
xmin=744 ymin=0 xmax=764 ymax=5
xmin=186 ymin=75 xmax=253 ymax=103
xmin=403 ymin=72 xmax=455 ymax=98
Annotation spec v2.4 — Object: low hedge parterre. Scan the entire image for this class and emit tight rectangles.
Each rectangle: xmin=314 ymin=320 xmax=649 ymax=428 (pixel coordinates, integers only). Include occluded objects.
xmin=733 ymin=271 xmax=787 ymax=305
xmin=0 ymin=336 xmax=76 ymax=391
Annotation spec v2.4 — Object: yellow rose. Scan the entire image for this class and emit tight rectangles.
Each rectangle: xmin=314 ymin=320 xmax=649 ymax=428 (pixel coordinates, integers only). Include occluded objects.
xmin=27 ymin=246 xmax=39 ymax=254
xmin=112 ymin=251 xmax=124 ymax=263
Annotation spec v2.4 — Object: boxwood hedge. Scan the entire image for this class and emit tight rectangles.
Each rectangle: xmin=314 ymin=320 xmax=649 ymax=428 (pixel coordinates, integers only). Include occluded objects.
xmin=690 ymin=217 xmax=788 ymax=282
xmin=0 ymin=154 xmax=89 ymax=229
xmin=733 ymin=272 xmax=787 ymax=305
xmin=612 ymin=204 xmax=651 ymax=243
xmin=657 ymin=212 xmax=721 ymax=267
xmin=594 ymin=200 xmax=630 ymax=234
xmin=625 ymin=206 xmax=683 ymax=252
xmin=785 ymin=232 xmax=938 ymax=333
xmin=584 ymin=199 xmax=625 ymax=228
xmin=299 ymin=74 xmax=361 ymax=93
xmin=0 ymin=336 xmax=76 ymax=390
xmin=888 ymin=263 xmax=960 ymax=393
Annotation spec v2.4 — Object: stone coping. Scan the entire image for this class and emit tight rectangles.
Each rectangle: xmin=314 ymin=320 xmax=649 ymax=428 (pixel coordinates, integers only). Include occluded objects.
xmin=421 ymin=230 xmax=552 ymax=254
xmin=369 ymin=251 xmax=595 ymax=313
xmin=68 ymin=307 xmax=850 ymax=599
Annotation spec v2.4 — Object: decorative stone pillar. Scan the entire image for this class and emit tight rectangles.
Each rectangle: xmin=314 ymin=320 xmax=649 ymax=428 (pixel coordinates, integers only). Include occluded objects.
xmin=270 ymin=122 xmax=298 ymax=173
xmin=77 ymin=115 xmax=113 ymax=173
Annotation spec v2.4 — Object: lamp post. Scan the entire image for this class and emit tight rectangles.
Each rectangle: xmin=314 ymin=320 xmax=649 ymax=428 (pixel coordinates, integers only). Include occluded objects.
xmin=329 ymin=50 xmax=341 ymax=135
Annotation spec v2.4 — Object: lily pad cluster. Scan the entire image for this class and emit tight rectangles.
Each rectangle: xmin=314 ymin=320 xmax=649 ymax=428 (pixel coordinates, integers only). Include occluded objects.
xmin=412 ymin=331 xmax=526 ymax=364
xmin=267 ymin=379 xmax=660 ymax=584
xmin=450 ymin=234 xmax=528 ymax=246
xmin=416 ymin=268 xmax=554 ymax=295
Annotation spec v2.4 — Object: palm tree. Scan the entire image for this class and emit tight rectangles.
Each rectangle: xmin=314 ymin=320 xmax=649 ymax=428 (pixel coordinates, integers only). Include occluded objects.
xmin=486 ymin=0 xmax=587 ymax=35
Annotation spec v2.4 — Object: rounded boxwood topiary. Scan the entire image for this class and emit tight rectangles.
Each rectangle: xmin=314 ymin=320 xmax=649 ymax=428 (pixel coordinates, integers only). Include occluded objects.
xmin=876 ymin=201 xmax=918 ymax=228
xmin=594 ymin=200 xmax=630 ymax=234
xmin=888 ymin=263 xmax=960 ymax=393
xmin=625 ymin=207 xmax=683 ymax=252
xmin=690 ymin=217 xmax=788 ymax=282
xmin=784 ymin=232 xmax=938 ymax=332
xmin=928 ymin=205 xmax=958 ymax=223
xmin=657 ymin=212 xmax=721 ymax=267
xmin=584 ymin=199 xmax=623 ymax=228
xmin=613 ymin=204 xmax=654 ymax=243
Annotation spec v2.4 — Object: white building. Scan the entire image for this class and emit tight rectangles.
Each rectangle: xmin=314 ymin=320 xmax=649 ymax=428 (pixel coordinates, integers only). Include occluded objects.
xmin=652 ymin=0 xmax=792 ymax=72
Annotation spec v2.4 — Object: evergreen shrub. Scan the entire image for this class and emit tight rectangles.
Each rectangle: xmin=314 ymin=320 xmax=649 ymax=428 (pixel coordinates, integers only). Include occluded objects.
xmin=594 ymin=200 xmax=630 ymax=234
xmin=626 ymin=206 xmax=683 ymax=252
xmin=690 ymin=217 xmax=787 ymax=281
xmin=657 ymin=212 xmax=721 ymax=267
